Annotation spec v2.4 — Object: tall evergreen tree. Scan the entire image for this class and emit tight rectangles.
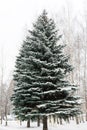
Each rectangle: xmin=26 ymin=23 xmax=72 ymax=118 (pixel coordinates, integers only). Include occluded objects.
xmin=12 ymin=10 xmax=81 ymax=130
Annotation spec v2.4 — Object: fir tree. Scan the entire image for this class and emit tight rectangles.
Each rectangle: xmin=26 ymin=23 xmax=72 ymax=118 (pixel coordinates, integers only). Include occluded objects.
xmin=11 ymin=10 xmax=81 ymax=130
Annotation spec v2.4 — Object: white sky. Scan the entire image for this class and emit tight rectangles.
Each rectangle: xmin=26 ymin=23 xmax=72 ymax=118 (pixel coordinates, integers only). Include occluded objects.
xmin=0 ymin=0 xmax=85 ymax=83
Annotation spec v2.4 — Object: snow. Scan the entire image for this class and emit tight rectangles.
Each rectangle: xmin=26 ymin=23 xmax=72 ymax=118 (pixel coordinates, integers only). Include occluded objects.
xmin=37 ymin=103 xmax=47 ymax=108
xmin=0 ymin=120 xmax=87 ymax=130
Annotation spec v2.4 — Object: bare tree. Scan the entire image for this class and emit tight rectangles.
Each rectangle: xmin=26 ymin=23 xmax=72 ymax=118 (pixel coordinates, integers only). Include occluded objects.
xmin=0 ymin=47 xmax=5 ymax=124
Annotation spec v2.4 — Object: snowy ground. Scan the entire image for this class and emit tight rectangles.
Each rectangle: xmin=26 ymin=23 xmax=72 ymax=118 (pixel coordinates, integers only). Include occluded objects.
xmin=0 ymin=120 xmax=87 ymax=130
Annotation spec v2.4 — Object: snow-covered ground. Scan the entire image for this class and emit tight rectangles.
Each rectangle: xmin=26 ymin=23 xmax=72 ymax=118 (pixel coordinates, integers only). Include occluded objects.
xmin=0 ymin=120 xmax=87 ymax=130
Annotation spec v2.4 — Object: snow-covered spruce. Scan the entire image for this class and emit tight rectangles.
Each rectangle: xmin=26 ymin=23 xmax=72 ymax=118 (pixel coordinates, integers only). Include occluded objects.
xmin=11 ymin=10 xmax=81 ymax=130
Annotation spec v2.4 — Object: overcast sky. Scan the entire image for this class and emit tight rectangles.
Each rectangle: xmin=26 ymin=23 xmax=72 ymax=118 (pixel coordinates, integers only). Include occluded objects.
xmin=0 ymin=0 xmax=85 ymax=83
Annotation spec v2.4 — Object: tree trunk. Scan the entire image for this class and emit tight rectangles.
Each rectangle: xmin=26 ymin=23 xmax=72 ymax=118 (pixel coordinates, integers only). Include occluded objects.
xmin=49 ymin=115 xmax=51 ymax=123
xmin=43 ymin=116 xmax=48 ymax=130
xmin=57 ymin=118 xmax=59 ymax=124
xmin=86 ymin=112 xmax=87 ymax=121
xmin=5 ymin=103 xmax=8 ymax=126
xmin=66 ymin=117 xmax=70 ymax=123
xmin=53 ymin=115 xmax=56 ymax=124
xmin=81 ymin=114 xmax=84 ymax=123
xmin=59 ymin=118 xmax=62 ymax=125
xmin=27 ymin=119 xmax=30 ymax=127
xmin=20 ymin=120 xmax=22 ymax=126
xmin=0 ymin=115 xmax=2 ymax=124
xmin=37 ymin=116 xmax=40 ymax=127
xmin=75 ymin=116 xmax=79 ymax=124
xmin=5 ymin=114 xmax=8 ymax=126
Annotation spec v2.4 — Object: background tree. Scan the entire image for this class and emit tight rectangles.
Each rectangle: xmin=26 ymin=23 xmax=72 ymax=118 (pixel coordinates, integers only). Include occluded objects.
xmin=0 ymin=47 xmax=5 ymax=124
